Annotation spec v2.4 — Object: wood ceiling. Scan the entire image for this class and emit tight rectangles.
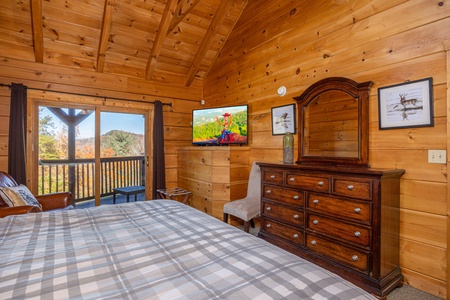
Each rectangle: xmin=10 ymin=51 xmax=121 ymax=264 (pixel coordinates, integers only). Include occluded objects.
xmin=0 ymin=0 xmax=248 ymax=87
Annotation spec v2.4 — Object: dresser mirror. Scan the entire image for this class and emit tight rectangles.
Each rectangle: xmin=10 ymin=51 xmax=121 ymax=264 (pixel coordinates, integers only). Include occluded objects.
xmin=293 ymin=77 xmax=373 ymax=166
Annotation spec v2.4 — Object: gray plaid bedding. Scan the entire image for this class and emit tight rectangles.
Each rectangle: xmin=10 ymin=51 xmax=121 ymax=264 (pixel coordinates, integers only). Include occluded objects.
xmin=0 ymin=200 xmax=376 ymax=300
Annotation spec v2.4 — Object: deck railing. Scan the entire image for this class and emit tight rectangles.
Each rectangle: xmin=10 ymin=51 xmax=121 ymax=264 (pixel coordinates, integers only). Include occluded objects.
xmin=38 ymin=156 xmax=145 ymax=203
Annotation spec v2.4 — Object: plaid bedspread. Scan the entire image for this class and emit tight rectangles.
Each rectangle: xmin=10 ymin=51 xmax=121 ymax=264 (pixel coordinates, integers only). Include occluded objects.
xmin=0 ymin=200 xmax=376 ymax=300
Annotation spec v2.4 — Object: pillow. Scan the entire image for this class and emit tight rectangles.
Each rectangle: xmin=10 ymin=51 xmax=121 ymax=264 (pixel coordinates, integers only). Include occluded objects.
xmin=0 ymin=185 xmax=42 ymax=210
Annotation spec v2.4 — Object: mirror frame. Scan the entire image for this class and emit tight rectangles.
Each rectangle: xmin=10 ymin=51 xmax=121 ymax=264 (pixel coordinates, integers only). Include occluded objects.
xmin=293 ymin=77 xmax=373 ymax=167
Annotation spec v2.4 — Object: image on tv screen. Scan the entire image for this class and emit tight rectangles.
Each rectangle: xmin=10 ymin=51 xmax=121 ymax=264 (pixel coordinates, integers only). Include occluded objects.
xmin=192 ymin=105 xmax=248 ymax=145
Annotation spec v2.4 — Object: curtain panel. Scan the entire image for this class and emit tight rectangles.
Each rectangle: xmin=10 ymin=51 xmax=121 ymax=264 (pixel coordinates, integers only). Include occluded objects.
xmin=152 ymin=100 xmax=166 ymax=199
xmin=8 ymin=83 xmax=27 ymax=185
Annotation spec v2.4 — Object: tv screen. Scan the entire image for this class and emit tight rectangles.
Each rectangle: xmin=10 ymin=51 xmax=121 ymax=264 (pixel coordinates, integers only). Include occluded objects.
xmin=192 ymin=105 xmax=248 ymax=145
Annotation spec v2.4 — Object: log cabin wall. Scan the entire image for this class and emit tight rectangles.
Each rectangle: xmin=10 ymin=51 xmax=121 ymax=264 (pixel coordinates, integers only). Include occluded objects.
xmin=204 ymin=0 xmax=448 ymax=298
xmin=0 ymin=59 xmax=202 ymax=191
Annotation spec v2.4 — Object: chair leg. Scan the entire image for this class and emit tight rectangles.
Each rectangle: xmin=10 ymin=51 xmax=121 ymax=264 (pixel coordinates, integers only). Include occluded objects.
xmin=244 ymin=221 xmax=250 ymax=233
xmin=223 ymin=213 xmax=228 ymax=224
xmin=250 ymin=218 xmax=255 ymax=228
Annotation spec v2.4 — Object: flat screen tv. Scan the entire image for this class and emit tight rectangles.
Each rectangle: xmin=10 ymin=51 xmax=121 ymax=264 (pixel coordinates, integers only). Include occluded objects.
xmin=192 ymin=105 xmax=248 ymax=145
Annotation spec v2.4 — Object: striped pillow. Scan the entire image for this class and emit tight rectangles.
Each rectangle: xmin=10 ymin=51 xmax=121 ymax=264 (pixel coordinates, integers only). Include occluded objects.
xmin=0 ymin=185 xmax=42 ymax=210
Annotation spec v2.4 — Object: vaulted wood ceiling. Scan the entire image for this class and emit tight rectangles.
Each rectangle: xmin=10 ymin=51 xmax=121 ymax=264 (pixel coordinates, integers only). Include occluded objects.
xmin=0 ymin=0 xmax=248 ymax=86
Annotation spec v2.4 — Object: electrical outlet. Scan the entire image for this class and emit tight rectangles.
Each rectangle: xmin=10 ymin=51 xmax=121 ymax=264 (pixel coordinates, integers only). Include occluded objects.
xmin=428 ymin=150 xmax=446 ymax=164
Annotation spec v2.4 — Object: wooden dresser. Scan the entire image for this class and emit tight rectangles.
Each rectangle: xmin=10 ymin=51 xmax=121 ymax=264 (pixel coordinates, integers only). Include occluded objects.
xmin=257 ymin=162 xmax=405 ymax=298
xmin=177 ymin=146 xmax=250 ymax=219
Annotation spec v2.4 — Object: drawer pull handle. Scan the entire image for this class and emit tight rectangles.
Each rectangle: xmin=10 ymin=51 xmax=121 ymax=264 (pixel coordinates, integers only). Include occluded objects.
xmin=293 ymin=234 xmax=299 ymax=239
xmin=354 ymin=207 xmax=361 ymax=214
xmin=347 ymin=185 xmax=354 ymax=190
xmin=266 ymin=224 xmax=271 ymax=228
xmin=352 ymin=255 xmax=359 ymax=261
xmin=354 ymin=231 xmax=361 ymax=237
xmin=310 ymin=240 xmax=317 ymax=246
xmin=289 ymin=177 xmax=295 ymax=182
xmin=266 ymin=190 xmax=271 ymax=194
xmin=313 ymin=199 xmax=319 ymax=204
xmin=270 ymin=175 xmax=275 ymax=179
xmin=266 ymin=207 xmax=271 ymax=211
xmin=312 ymin=220 xmax=319 ymax=225
xmin=293 ymin=195 xmax=299 ymax=200
xmin=293 ymin=214 xmax=299 ymax=219
xmin=318 ymin=181 xmax=324 ymax=186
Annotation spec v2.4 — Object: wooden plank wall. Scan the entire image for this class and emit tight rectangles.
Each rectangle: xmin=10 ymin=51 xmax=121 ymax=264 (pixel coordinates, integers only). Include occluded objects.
xmin=204 ymin=0 xmax=448 ymax=298
xmin=0 ymin=57 xmax=202 ymax=191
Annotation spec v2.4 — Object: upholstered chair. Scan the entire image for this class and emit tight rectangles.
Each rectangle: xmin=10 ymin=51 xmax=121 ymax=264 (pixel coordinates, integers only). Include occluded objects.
xmin=0 ymin=171 xmax=73 ymax=218
xmin=223 ymin=162 xmax=261 ymax=232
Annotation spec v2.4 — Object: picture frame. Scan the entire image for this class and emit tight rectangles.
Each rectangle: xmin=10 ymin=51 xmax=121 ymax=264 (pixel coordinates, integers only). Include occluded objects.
xmin=271 ymin=104 xmax=296 ymax=135
xmin=378 ymin=77 xmax=433 ymax=130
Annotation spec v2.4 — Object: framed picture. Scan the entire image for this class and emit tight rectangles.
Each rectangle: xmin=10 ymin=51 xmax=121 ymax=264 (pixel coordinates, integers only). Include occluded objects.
xmin=271 ymin=104 xmax=296 ymax=135
xmin=378 ymin=77 xmax=433 ymax=130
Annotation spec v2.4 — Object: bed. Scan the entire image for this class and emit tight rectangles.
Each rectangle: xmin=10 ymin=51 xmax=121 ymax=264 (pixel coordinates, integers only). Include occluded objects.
xmin=0 ymin=200 xmax=376 ymax=299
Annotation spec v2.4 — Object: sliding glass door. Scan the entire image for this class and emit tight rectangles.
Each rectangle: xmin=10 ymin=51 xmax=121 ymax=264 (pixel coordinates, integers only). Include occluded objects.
xmin=36 ymin=104 xmax=148 ymax=207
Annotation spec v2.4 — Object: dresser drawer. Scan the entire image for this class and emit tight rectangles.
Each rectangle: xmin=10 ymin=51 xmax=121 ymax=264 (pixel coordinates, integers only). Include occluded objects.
xmin=307 ymin=193 xmax=371 ymax=224
xmin=333 ymin=178 xmax=372 ymax=200
xmin=263 ymin=185 xmax=304 ymax=207
xmin=307 ymin=214 xmax=370 ymax=247
xmin=285 ymin=173 xmax=330 ymax=193
xmin=262 ymin=218 xmax=304 ymax=246
xmin=262 ymin=170 xmax=284 ymax=184
xmin=306 ymin=234 xmax=369 ymax=273
xmin=263 ymin=201 xmax=304 ymax=227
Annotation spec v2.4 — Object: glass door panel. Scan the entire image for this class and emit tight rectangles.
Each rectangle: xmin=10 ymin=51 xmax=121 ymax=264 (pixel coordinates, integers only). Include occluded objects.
xmin=99 ymin=112 xmax=146 ymax=205
xmin=38 ymin=106 xmax=96 ymax=204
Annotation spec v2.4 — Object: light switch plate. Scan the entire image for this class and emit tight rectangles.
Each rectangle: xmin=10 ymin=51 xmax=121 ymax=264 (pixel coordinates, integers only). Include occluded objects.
xmin=428 ymin=150 xmax=446 ymax=164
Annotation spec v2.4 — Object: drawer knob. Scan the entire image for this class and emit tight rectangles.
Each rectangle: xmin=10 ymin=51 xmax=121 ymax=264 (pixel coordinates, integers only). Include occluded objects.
xmin=354 ymin=231 xmax=361 ymax=237
xmin=347 ymin=184 xmax=354 ymax=190
xmin=266 ymin=224 xmax=271 ymax=228
xmin=293 ymin=195 xmax=299 ymax=200
xmin=313 ymin=199 xmax=319 ymax=204
xmin=293 ymin=234 xmax=299 ymax=239
xmin=270 ymin=175 xmax=275 ymax=179
xmin=318 ymin=181 xmax=324 ymax=186
xmin=266 ymin=206 xmax=271 ymax=211
xmin=310 ymin=240 xmax=317 ymax=246
xmin=354 ymin=207 xmax=361 ymax=214
xmin=293 ymin=214 xmax=299 ymax=219
xmin=266 ymin=189 xmax=271 ymax=194
xmin=352 ymin=255 xmax=359 ymax=261
xmin=289 ymin=177 xmax=295 ymax=182
xmin=312 ymin=220 xmax=319 ymax=225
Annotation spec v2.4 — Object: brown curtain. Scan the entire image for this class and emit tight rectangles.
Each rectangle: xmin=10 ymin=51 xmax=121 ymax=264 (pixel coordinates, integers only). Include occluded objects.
xmin=8 ymin=83 xmax=27 ymax=185
xmin=152 ymin=100 xmax=166 ymax=199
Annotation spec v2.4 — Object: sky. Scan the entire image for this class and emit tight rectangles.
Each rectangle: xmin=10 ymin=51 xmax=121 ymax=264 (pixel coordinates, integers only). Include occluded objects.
xmin=41 ymin=107 xmax=145 ymax=139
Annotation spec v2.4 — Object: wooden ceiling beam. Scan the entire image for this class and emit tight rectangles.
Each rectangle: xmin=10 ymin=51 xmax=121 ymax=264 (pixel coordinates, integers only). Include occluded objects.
xmin=167 ymin=0 xmax=201 ymax=34
xmin=145 ymin=0 xmax=178 ymax=80
xmin=184 ymin=0 xmax=235 ymax=86
xmin=30 ymin=0 xmax=44 ymax=63
xmin=97 ymin=0 xmax=115 ymax=73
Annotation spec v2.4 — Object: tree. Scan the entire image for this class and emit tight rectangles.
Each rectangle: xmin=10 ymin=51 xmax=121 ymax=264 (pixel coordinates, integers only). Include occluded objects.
xmin=101 ymin=130 xmax=141 ymax=157
xmin=38 ymin=109 xmax=59 ymax=160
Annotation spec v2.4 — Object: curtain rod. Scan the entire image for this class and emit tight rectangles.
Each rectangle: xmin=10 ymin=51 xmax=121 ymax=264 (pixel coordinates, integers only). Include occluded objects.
xmin=0 ymin=82 xmax=172 ymax=106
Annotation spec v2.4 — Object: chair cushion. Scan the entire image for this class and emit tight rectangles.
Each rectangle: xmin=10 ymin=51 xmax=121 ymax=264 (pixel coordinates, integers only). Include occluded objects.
xmin=223 ymin=196 xmax=260 ymax=221
xmin=0 ymin=185 xmax=43 ymax=210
